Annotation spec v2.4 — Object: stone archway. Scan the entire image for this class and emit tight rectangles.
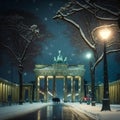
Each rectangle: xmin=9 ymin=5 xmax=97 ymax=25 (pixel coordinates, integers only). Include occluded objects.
xmin=34 ymin=50 xmax=85 ymax=102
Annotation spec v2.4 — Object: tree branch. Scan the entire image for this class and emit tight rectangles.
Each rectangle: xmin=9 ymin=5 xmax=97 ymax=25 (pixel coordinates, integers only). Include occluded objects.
xmin=0 ymin=42 xmax=18 ymax=61
xmin=93 ymin=49 xmax=120 ymax=70
xmin=107 ymin=42 xmax=120 ymax=48
xmin=94 ymin=3 xmax=120 ymax=17
xmin=53 ymin=13 xmax=95 ymax=50
xmin=77 ymin=0 xmax=119 ymax=21
xmin=21 ymin=42 xmax=31 ymax=62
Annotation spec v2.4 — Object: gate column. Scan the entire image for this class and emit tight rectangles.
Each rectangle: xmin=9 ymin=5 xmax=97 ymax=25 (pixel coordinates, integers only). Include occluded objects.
xmin=71 ymin=76 xmax=75 ymax=102
xmin=64 ymin=76 xmax=67 ymax=102
xmin=44 ymin=76 xmax=48 ymax=102
xmin=36 ymin=77 xmax=40 ymax=102
xmin=53 ymin=76 xmax=56 ymax=97
xmin=78 ymin=77 xmax=81 ymax=101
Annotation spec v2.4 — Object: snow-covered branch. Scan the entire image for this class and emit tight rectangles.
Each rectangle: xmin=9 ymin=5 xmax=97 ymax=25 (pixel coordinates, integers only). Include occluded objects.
xmin=21 ymin=42 xmax=31 ymax=62
xmin=0 ymin=17 xmax=40 ymax=63
xmin=78 ymin=24 xmax=95 ymax=50
xmin=93 ymin=49 xmax=120 ymax=70
xmin=53 ymin=12 xmax=95 ymax=50
xmin=53 ymin=0 xmax=120 ymax=72
xmin=107 ymin=42 xmax=120 ymax=48
xmin=20 ymin=25 xmax=39 ymax=62
xmin=94 ymin=3 xmax=120 ymax=17
xmin=67 ymin=0 xmax=120 ymax=21
xmin=85 ymin=0 xmax=119 ymax=16
xmin=75 ymin=0 xmax=95 ymax=14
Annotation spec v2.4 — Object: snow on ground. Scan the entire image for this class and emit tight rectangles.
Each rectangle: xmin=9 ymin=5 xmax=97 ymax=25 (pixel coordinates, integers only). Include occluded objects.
xmin=68 ymin=103 xmax=120 ymax=120
xmin=0 ymin=102 xmax=120 ymax=120
xmin=0 ymin=103 xmax=50 ymax=120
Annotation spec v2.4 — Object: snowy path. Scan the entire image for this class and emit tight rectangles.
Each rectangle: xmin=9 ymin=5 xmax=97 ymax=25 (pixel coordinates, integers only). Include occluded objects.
xmin=0 ymin=102 xmax=120 ymax=120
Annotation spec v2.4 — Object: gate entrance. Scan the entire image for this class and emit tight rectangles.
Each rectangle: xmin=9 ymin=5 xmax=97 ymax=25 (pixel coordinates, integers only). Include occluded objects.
xmin=34 ymin=50 xmax=85 ymax=102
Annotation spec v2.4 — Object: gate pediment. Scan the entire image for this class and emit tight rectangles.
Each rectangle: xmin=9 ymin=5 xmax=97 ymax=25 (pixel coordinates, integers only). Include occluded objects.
xmin=34 ymin=64 xmax=85 ymax=77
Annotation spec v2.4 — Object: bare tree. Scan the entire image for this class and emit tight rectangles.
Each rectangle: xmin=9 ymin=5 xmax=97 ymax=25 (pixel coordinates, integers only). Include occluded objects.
xmin=0 ymin=10 xmax=52 ymax=104
xmin=0 ymin=10 xmax=51 ymax=72
xmin=53 ymin=0 xmax=120 ymax=104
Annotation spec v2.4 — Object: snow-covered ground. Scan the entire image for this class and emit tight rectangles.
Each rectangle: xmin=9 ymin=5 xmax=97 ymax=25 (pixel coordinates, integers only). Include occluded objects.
xmin=0 ymin=102 xmax=120 ymax=120
xmin=68 ymin=103 xmax=120 ymax=120
xmin=0 ymin=103 xmax=50 ymax=120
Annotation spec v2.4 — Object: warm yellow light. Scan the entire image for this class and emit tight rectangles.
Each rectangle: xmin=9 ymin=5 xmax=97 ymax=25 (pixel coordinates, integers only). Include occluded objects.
xmin=99 ymin=28 xmax=111 ymax=40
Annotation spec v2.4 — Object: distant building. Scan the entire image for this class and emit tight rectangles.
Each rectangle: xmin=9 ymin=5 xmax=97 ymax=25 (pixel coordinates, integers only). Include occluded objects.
xmin=0 ymin=77 xmax=33 ymax=104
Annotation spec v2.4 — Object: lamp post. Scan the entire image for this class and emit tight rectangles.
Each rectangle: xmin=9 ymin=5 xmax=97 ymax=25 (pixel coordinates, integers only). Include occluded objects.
xmin=99 ymin=28 xmax=111 ymax=111
xmin=86 ymin=52 xmax=95 ymax=106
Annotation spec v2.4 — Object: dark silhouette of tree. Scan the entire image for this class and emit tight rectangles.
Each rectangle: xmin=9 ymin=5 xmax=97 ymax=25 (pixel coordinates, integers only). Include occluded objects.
xmin=53 ymin=0 xmax=120 ymax=104
xmin=0 ymin=10 xmax=52 ymax=72
xmin=0 ymin=10 xmax=53 ymax=104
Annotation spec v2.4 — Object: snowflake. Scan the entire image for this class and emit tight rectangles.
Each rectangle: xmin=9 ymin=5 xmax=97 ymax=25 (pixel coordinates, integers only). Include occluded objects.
xmin=35 ymin=8 xmax=39 ymax=11
xmin=8 ymin=70 xmax=11 ymax=74
xmin=24 ymin=72 xmax=27 ymax=76
xmin=49 ymin=3 xmax=53 ymax=7
xmin=53 ymin=11 xmax=56 ymax=14
xmin=44 ymin=17 xmax=48 ymax=21
xmin=69 ymin=58 xmax=72 ymax=61
xmin=71 ymin=53 xmax=76 ymax=57
xmin=48 ymin=52 xmax=52 ymax=56
xmin=45 ymin=46 xmax=48 ymax=50
xmin=50 ymin=44 xmax=54 ymax=48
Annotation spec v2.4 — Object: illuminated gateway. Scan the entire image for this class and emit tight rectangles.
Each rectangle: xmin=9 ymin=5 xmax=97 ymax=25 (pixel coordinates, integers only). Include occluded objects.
xmin=34 ymin=50 xmax=85 ymax=102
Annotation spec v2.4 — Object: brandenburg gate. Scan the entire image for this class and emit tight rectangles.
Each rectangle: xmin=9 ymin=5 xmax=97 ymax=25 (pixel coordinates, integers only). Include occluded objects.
xmin=34 ymin=50 xmax=85 ymax=102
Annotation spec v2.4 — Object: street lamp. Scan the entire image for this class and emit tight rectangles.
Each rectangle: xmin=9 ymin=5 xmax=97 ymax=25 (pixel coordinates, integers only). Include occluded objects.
xmin=86 ymin=52 xmax=92 ymax=59
xmin=86 ymin=52 xmax=95 ymax=106
xmin=99 ymin=27 xmax=111 ymax=111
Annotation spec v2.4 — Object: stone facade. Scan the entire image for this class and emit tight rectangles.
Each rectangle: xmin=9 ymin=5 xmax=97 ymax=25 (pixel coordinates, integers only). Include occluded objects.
xmin=34 ymin=50 xmax=85 ymax=102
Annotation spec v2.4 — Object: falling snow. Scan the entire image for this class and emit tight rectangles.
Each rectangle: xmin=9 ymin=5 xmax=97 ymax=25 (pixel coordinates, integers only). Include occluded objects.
xmin=44 ymin=17 xmax=48 ymax=21
xmin=35 ymin=8 xmax=39 ymax=11
xmin=45 ymin=46 xmax=49 ymax=50
xmin=48 ymin=52 xmax=52 ymax=56
xmin=49 ymin=3 xmax=53 ymax=7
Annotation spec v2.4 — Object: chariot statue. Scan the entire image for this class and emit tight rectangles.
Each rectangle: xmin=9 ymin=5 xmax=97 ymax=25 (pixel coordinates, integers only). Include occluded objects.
xmin=54 ymin=50 xmax=67 ymax=63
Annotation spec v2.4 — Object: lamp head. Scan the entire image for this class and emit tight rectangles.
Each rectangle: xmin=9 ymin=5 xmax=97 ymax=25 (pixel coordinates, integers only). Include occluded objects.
xmin=86 ymin=52 xmax=92 ymax=59
xmin=99 ymin=28 xmax=111 ymax=41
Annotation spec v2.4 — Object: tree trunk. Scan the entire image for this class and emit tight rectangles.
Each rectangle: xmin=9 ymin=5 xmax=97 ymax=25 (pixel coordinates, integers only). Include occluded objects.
xmin=18 ymin=63 xmax=23 ymax=105
xmin=90 ymin=60 xmax=96 ymax=106
xmin=91 ymin=69 xmax=96 ymax=106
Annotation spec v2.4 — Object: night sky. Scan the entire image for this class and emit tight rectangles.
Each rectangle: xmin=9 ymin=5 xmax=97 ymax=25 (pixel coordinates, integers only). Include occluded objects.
xmin=0 ymin=0 xmax=120 ymax=88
